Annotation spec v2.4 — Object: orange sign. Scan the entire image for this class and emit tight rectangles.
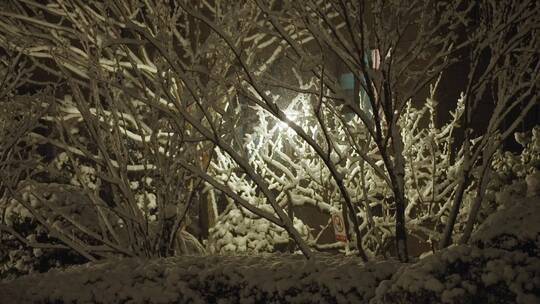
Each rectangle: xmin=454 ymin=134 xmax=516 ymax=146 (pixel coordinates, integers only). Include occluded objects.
xmin=332 ymin=212 xmax=348 ymax=242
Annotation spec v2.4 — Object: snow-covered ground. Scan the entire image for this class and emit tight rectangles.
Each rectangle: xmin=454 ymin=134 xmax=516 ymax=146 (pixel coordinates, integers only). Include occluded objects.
xmin=1 ymin=196 xmax=539 ymax=303
xmin=375 ymin=195 xmax=540 ymax=304
xmin=0 ymin=253 xmax=400 ymax=303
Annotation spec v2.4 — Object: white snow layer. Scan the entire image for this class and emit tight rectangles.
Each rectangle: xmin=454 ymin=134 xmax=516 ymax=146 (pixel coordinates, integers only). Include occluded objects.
xmin=471 ymin=195 xmax=540 ymax=255
xmin=0 ymin=254 xmax=400 ymax=304
xmin=373 ymin=194 xmax=540 ymax=304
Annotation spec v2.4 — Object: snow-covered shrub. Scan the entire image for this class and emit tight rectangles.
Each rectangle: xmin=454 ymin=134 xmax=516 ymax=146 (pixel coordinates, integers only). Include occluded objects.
xmin=471 ymin=196 xmax=540 ymax=257
xmin=206 ymin=85 xmax=470 ymax=258
xmin=372 ymin=245 xmax=540 ymax=304
xmin=0 ymin=183 xmax=101 ymax=279
xmin=399 ymin=86 xmax=468 ymax=247
xmin=2 ymin=0 xmax=240 ymax=265
xmin=206 ymin=83 xmax=452 ymax=256
xmin=206 ymin=96 xmax=340 ymax=253
xmin=2 ymin=65 xmax=208 ymax=267
xmin=470 ymin=126 xmax=540 ymax=236
xmin=1 ymin=0 xmax=537 ymax=264
xmin=374 ymin=187 xmax=540 ymax=304
xmin=0 ymin=254 xmax=401 ymax=304
xmin=0 ymin=90 xmax=91 ymax=279
xmin=491 ymin=127 xmax=540 ymax=193
xmin=208 ymin=205 xmax=311 ymax=254
xmin=0 ymin=235 xmax=86 ymax=281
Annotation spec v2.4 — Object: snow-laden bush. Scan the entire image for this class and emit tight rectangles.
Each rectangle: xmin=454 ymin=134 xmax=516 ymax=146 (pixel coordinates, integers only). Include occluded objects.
xmin=207 ymin=88 xmax=469 ymax=257
xmin=373 ymin=188 xmax=540 ymax=304
xmin=0 ymin=254 xmax=401 ymax=304
xmin=486 ymin=122 xmax=538 ymax=187
xmin=1 ymin=86 xmax=208 ymax=273
xmin=499 ymin=127 xmax=540 ymax=178
xmin=372 ymin=246 xmax=540 ymax=304
xmin=455 ymin=125 xmax=540 ymax=247
xmin=400 ymin=89 xmax=468 ymax=247
xmin=1 ymin=0 xmax=538 ymax=266
xmin=471 ymin=196 xmax=540 ymax=257
xmin=208 ymin=205 xmax=311 ymax=254
xmin=0 ymin=182 xmax=104 ymax=279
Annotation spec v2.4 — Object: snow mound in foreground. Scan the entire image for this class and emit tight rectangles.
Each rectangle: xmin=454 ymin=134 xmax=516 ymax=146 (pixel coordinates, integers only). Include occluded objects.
xmin=0 ymin=253 xmax=400 ymax=304
xmin=373 ymin=195 xmax=540 ymax=304
xmin=372 ymin=246 xmax=540 ymax=304
xmin=471 ymin=195 xmax=540 ymax=256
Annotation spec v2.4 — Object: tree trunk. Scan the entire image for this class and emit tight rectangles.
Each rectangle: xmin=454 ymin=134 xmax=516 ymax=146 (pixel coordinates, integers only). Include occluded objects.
xmin=390 ymin=126 xmax=409 ymax=262
xmin=287 ymin=191 xmax=296 ymax=253
xmin=459 ymin=164 xmax=491 ymax=244
xmin=439 ymin=173 xmax=469 ymax=249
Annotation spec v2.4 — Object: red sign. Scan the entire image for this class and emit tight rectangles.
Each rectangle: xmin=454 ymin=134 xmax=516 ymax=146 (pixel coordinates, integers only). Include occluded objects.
xmin=332 ymin=212 xmax=348 ymax=242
